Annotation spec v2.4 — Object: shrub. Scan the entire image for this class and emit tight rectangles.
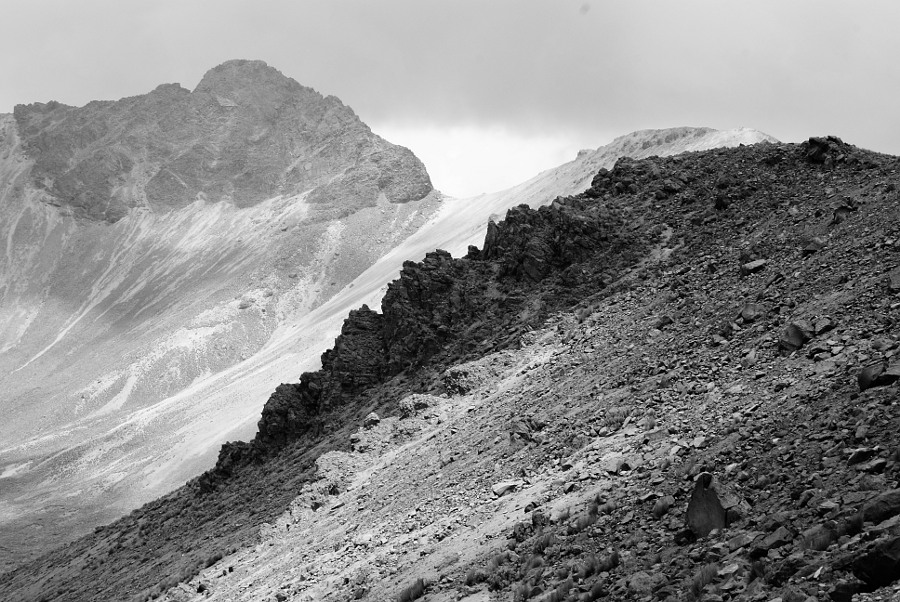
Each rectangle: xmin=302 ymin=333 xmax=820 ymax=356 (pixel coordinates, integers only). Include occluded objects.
xmin=603 ymin=406 xmax=630 ymax=430
xmin=577 ymin=555 xmax=600 ymax=580
xmin=512 ymin=581 xmax=531 ymax=601
xmin=521 ymin=553 xmax=545 ymax=573
xmin=598 ymin=499 xmax=617 ymax=515
xmin=690 ymin=563 xmax=718 ymax=598
xmin=533 ymin=533 xmax=556 ymax=554
xmin=396 ymin=577 xmax=425 ymax=602
xmin=586 ymin=580 xmax=606 ymax=601
xmin=597 ymin=550 xmax=620 ymax=572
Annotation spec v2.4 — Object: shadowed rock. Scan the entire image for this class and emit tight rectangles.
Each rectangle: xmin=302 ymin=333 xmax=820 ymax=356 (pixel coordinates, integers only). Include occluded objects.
xmin=686 ymin=472 xmax=746 ymax=538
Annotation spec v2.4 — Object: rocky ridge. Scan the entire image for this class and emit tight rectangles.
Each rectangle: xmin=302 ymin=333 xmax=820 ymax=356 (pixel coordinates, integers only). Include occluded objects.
xmin=3 ymin=136 xmax=900 ymax=602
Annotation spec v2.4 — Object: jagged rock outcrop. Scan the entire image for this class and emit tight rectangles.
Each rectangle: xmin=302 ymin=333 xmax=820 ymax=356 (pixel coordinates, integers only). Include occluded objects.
xmin=231 ymin=195 xmax=654 ymax=460
xmin=479 ymin=198 xmax=641 ymax=284
xmin=319 ymin=305 xmax=388 ymax=405
xmin=13 ymin=59 xmax=432 ymax=222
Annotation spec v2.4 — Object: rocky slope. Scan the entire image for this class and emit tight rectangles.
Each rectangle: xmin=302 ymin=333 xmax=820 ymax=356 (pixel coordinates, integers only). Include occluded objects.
xmin=3 ymin=135 xmax=900 ymax=602
xmin=0 ymin=59 xmax=437 ymax=571
xmin=0 ymin=111 xmax=769 ymax=572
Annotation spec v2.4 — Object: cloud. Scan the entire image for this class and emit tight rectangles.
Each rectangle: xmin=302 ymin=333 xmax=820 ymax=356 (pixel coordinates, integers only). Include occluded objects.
xmin=1 ymin=0 xmax=898 ymax=180
xmin=373 ymin=122 xmax=598 ymax=198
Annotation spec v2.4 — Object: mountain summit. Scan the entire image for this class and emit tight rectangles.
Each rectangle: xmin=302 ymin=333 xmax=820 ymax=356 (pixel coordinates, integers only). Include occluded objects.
xmin=12 ymin=59 xmax=432 ymax=221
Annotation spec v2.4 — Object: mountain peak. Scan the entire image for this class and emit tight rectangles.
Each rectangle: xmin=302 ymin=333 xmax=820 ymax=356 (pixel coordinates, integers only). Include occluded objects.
xmin=192 ymin=59 xmax=310 ymax=111
xmin=10 ymin=60 xmax=432 ymax=221
xmin=193 ymin=59 xmax=299 ymax=96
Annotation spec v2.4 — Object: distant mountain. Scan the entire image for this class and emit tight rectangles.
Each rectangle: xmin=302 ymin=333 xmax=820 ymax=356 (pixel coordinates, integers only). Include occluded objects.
xmin=0 ymin=59 xmax=436 ymax=571
xmin=12 ymin=59 xmax=431 ymax=221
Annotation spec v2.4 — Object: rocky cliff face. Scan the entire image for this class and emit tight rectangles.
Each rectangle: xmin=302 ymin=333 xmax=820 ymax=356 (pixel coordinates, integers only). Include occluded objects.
xmin=13 ymin=59 xmax=431 ymax=222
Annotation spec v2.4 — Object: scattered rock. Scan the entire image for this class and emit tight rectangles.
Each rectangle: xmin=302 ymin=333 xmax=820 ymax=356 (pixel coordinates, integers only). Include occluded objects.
xmin=862 ymin=489 xmax=900 ymax=524
xmin=799 ymin=523 xmax=837 ymax=551
xmin=851 ymin=536 xmax=900 ymax=588
xmin=491 ymin=480 xmax=524 ymax=498
xmin=848 ymin=448 xmax=879 ymax=466
xmin=739 ymin=303 xmax=766 ymax=322
xmin=780 ymin=320 xmax=814 ymax=352
xmin=889 ymin=268 xmax=900 ymax=293
xmin=802 ymin=237 xmax=827 ymax=256
xmin=740 ymin=259 xmax=768 ymax=277
xmin=858 ymin=362 xmax=900 ymax=391
xmin=652 ymin=495 xmax=675 ymax=518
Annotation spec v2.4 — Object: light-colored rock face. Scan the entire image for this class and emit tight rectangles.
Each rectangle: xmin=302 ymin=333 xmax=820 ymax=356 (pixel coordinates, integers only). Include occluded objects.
xmin=0 ymin=114 xmax=775 ymax=573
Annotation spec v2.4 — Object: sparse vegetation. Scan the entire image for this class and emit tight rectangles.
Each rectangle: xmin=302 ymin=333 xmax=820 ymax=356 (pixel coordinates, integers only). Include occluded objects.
xmin=690 ymin=563 xmax=719 ymax=599
xmin=602 ymin=406 xmax=630 ymax=430
xmin=567 ymin=512 xmax=596 ymax=534
xmin=396 ymin=577 xmax=425 ymax=602
xmin=533 ymin=533 xmax=556 ymax=554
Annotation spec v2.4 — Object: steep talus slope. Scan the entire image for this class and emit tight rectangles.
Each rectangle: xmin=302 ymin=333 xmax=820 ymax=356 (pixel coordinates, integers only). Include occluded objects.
xmin=0 ymin=60 xmax=435 ymax=571
xmin=0 ymin=120 xmax=766 ymax=571
xmin=5 ymin=136 xmax=900 ymax=601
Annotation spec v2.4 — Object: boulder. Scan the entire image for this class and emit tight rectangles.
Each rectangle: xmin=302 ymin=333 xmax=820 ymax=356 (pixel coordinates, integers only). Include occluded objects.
xmin=686 ymin=472 xmax=746 ymax=537
xmin=799 ymin=523 xmax=837 ymax=551
xmin=858 ymin=362 xmax=900 ymax=391
xmin=851 ymin=535 xmax=900 ymax=588
xmin=847 ymin=447 xmax=879 ymax=466
xmin=806 ymin=136 xmax=835 ymax=164
xmin=889 ymin=267 xmax=900 ymax=293
xmin=492 ymin=480 xmax=524 ymax=497
xmin=862 ymin=489 xmax=900 ymax=524
xmin=739 ymin=303 xmax=767 ymax=322
xmin=802 ymin=237 xmax=827 ymax=256
xmin=740 ymin=259 xmax=768 ymax=276
xmin=780 ymin=321 xmax=814 ymax=352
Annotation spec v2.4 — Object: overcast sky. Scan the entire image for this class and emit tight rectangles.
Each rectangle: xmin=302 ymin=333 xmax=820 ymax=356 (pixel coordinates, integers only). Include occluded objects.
xmin=2 ymin=1 xmax=898 ymax=197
